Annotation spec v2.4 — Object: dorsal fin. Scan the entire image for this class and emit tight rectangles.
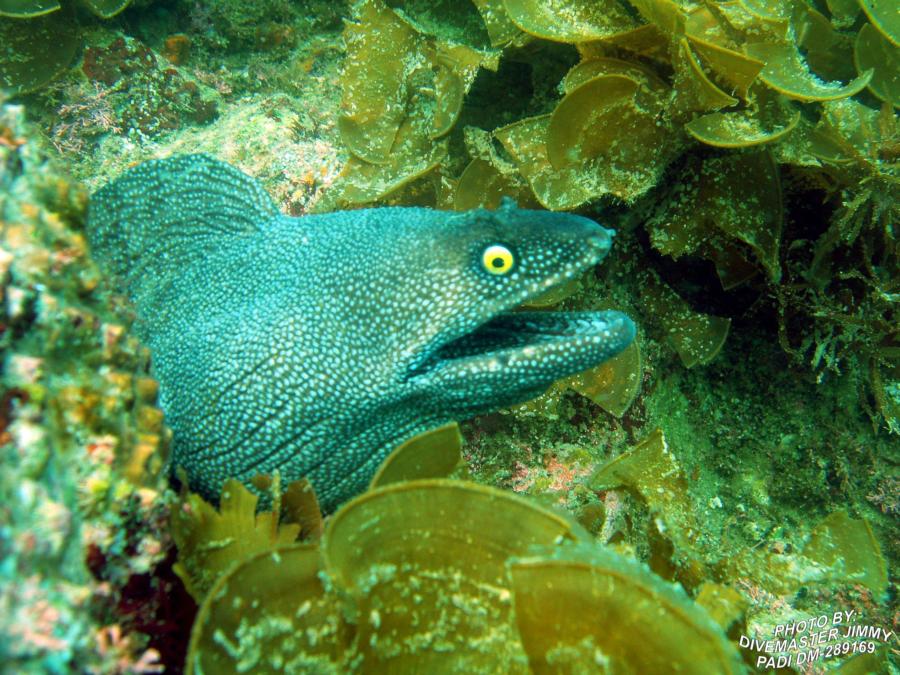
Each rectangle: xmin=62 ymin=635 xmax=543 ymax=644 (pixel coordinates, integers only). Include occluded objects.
xmin=87 ymin=154 xmax=279 ymax=300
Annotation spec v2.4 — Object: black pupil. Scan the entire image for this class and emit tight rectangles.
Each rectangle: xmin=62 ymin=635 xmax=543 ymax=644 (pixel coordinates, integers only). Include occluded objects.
xmin=491 ymin=256 xmax=505 ymax=268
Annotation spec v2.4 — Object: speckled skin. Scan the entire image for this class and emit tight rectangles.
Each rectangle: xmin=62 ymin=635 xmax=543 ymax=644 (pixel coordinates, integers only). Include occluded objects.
xmin=88 ymin=155 xmax=635 ymax=510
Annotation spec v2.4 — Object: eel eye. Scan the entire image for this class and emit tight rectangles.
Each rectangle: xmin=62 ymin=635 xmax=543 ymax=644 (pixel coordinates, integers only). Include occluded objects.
xmin=482 ymin=244 xmax=514 ymax=275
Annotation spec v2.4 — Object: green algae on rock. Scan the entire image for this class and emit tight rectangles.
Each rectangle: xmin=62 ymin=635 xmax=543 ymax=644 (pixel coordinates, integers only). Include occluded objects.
xmin=720 ymin=509 xmax=889 ymax=599
xmin=77 ymin=36 xmax=219 ymax=141
xmin=0 ymin=101 xmax=173 ymax=672
xmin=592 ymin=427 xmax=891 ymax=610
xmin=175 ymin=0 xmax=303 ymax=51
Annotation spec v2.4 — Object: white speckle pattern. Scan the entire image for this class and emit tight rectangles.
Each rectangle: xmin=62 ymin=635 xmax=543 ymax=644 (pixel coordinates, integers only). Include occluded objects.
xmin=88 ymin=156 xmax=635 ymax=511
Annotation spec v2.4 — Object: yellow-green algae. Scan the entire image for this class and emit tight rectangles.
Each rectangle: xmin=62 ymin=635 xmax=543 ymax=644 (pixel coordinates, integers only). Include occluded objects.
xmin=328 ymin=0 xmax=897 ymax=436
xmin=564 ymin=339 xmax=642 ymax=418
xmin=639 ymin=269 xmax=732 ymax=368
xmin=546 ymin=73 xmax=670 ymax=203
xmin=175 ymin=423 xmax=890 ymax=673
xmin=0 ymin=0 xmax=134 ymax=94
xmin=172 ymin=478 xmax=305 ymax=600
xmin=187 ymin=544 xmax=348 ymax=674
xmin=854 ymin=22 xmax=900 ymax=107
xmin=511 ymin=321 xmax=642 ymax=419
xmin=0 ymin=0 xmax=59 ymax=16
xmin=327 ymin=0 xmax=499 ymax=206
xmin=510 ymin=546 xmax=744 ymax=673
xmin=182 ymin=474 xmax=746 ymax=673
xmin=368 ymin=421 xmax=465 ymax=489
xmin=503 ymin=0 xmax=635 ymax=43
xmin=0 ymin=6 xmax=78 ymax=94
xmin=857 ymin=0 xmax=900 ymax=46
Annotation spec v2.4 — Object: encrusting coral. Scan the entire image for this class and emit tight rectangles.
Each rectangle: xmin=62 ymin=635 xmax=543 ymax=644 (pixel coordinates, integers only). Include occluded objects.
xmin=0 ymin=100 xmax=182 ymax=673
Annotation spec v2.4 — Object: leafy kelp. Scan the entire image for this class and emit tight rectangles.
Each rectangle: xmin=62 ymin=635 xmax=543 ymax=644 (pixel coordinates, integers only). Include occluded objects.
xmin=0 ymin=4 xmax=79 ymax=94
xmin=175 ymin=426 xmax=886 ymax=673
xmin=0 ymin=0 xmax=133 ymax=94
xmin=328 ymin=0 xmax=898 ymax=432
xmin=182 ymin=479 xmax=743 ymax=673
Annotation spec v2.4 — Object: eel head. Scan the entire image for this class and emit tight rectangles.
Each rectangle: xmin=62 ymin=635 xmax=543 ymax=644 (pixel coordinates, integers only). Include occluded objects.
xmin=398 ymin=198 xmax=635 ymax=417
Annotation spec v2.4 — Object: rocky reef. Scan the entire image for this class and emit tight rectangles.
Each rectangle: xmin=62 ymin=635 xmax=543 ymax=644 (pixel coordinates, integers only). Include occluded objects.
xmin=0 ymin=100 xmax=177 ymax=672
xmin=0 ymin=0 xmax=897 ymax=672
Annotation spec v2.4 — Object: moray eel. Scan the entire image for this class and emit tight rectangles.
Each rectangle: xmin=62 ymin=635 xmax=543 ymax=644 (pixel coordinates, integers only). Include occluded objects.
xmin=88 ymin=154 xmax=635 ymax=511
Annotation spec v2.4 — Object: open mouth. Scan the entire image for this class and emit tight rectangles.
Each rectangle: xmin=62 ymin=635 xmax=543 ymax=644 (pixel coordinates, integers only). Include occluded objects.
xmin=433 ymin=310 xmax=634 ymax=366
xmin=408 ymin=302 xmax=635 ymax=382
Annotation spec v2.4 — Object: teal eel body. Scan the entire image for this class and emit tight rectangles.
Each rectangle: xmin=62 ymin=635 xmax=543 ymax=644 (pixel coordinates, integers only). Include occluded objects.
xmin=87 ymin=155 xmax=635 ymax=511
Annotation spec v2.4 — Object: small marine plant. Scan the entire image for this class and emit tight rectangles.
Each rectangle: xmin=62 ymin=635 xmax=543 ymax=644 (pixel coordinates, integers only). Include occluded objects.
xmin=0 ymin=0 xmax=134 ymax=94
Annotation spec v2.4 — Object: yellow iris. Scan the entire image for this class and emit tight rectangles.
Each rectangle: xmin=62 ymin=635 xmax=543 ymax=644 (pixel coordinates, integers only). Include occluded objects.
xmin=482 ymin=244 xmax=514 ymax=275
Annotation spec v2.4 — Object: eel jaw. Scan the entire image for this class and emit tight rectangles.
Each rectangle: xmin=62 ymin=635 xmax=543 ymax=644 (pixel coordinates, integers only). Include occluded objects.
xmin=432 ymin=311 xmax=633 ymax=364
xmin=407 ymin=309 xmax=636 ymax=409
